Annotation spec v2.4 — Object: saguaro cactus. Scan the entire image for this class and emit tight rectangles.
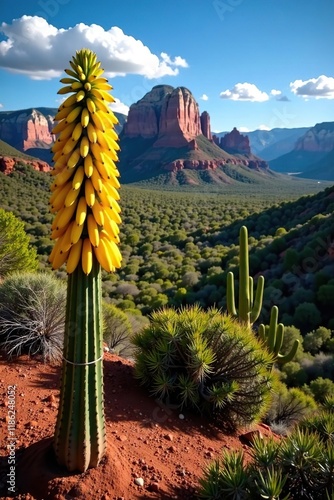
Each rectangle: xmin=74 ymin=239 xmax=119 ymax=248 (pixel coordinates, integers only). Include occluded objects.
xmin=49 ymin=49 xmax=122 ymax=472
xmin=226 ymin=225 xmax=264 ymax=329
xmin=258 ymin=305 xmax=299 ymax=368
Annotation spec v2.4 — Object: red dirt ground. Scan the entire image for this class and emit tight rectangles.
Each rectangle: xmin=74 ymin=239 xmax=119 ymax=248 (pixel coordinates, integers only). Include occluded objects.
xmin=0 ymin=351 xmax=277 ymax=500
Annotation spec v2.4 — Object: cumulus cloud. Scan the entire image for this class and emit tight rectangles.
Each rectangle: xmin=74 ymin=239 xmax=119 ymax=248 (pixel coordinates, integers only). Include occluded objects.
xmin=0 ymin=16 xmax=188 ymax=80
xmin=199 ymin=94 xmax=209 ymax=101
xmin=0 ymin=103 xmax=3 ymax=109
xmin=270 ymin=89 xmax=282 ymax=96
xmin=290 ymin=75 xmax=334 ymax=99
xmin=109 ymin=98 xmax=129 ymax=115
xmin=220 ymin=83 xmax=269 ymax=102
xmin=258 ymin=124 xmax=271 ymax=131
xmin=239 ymin=126 xmax=250 ymax=132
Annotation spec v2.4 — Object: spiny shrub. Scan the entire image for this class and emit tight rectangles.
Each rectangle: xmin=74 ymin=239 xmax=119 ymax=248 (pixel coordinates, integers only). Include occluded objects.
xmin=132 ymin=305 xmax=275 ymax=428
xmin=0 ymin=272 xmax=66 ymax=363
xmin=198 ymin=429 xmax=334 ymax=499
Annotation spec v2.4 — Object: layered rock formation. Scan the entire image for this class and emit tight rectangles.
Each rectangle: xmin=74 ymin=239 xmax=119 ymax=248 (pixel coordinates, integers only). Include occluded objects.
xmin=0 ymin=156 xmax=51 ymax=174
xmin=122 ymin=85 xmax=174 ymax=139
xmin=0 ymin=109 xmax=54 ymax=151
xmin=294 ymin=122 xmax=334 ymax=152
xmin=120 ymin=85 xmax=269 ymax=180
xmin=200 ymin=111 xmax=212 ymax=141
xmin=0 ymin=108 xmax=126 ymax=156
xmin=124 ymin=85 xmax=205 ymax=148
xmin=214 ymin=128 xmax=251 ymax=155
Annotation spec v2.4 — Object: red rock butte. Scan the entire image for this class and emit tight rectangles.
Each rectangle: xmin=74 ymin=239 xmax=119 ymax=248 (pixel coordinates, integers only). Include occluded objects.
xmin=122 ymin=85 xmax=213 ymax=147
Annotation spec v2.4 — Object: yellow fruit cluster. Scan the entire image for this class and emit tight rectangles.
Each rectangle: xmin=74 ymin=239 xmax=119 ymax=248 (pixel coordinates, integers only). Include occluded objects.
xmin=48 ymin=48 xmax=122 ymax=275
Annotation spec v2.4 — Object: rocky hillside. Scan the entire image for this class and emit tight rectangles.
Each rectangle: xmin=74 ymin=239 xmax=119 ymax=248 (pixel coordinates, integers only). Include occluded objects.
xmin=269 ymin=122 xmax=334 ymax=178
xmin=0 ymin=107 xmax=126 ymax=160
xmin=119 ymin=85 xmax=269 ymax=184
xmin=0 ymin=139 xmax=51 ymax=175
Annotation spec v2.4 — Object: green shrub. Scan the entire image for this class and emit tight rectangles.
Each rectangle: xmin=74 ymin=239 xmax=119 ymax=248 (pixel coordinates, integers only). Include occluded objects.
xmin=198 ymin=428 xmax=334 ymax=499
xmin=0 ymin=208 xmax=38 ymax=279
xmin=0 ymin=272 xmax=66 ymax=363
xmin=102 ymin=302 xmax=133 ymax=358
xmin=132 ymin=305 xmax=275 ymax=429
xmin=265 ymin=381 xmax=317 ymax=432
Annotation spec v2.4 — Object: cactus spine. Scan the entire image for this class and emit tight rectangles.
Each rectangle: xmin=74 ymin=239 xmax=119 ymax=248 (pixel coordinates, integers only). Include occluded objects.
xmin=226 ymin=225 xmax=264 ymax=328
xmin=53 ymin=259 xmax=105 ymax=471
xmin=258 ymin=305 xmax=299 ymax=367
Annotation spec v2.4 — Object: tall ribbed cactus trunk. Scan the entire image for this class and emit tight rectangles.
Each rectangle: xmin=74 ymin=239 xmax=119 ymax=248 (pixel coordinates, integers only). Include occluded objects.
xmin=226 ymin=225 xmax=264 ymax=329
xmin=53 ymin=258 xmax=106 ymax=472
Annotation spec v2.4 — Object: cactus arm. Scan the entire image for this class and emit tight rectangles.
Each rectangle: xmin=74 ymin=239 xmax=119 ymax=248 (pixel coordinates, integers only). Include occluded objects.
xmin=249 ymin=276 xmax=254 ymax=308
xmin=258 ymin=323 xmax=266 ymax=343
xmin=238 ymin=226 xmax=250 ymax=325
xmin=250 ymin=276 xmax=265 ymax=324
xmin=268 ymin=306 xmax=279 ymax=352
xmin=274 ymin=323 xmax=284 ymax=356
xmin=277 ymin=339 xmax=300 ymax=364
xmin=257 ymin=305 xmax=299 ymax=369
xmin=226 ymin=271 xmax=237 ymax=317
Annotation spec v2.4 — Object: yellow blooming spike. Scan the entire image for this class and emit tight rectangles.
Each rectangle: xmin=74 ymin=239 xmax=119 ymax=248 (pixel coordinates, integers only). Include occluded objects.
xmin=49 ymin=48 xmax=121 ymax=274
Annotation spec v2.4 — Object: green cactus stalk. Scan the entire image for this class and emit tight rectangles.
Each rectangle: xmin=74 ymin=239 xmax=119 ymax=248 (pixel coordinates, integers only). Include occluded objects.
xmin=258 ymin=305 xmax=300 ymax=368
xmin=53 ymin=258 xmax=105 ymax=471
xmin=226 ymin=225 xmax=264 ymax=329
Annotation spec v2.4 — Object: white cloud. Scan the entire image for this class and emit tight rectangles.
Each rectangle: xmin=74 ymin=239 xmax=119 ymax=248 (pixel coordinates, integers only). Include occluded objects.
xmin=199 ymin=94 xmax=209 ymax=101
xmin=290 ymin=75 xmax=334 ymax=99
xmin=270 ymin=89 xmax=282 ymax=96
xmin=109 ymin=98 xmax=129 ymax=115
xmin=0 ymin=16 xmax=188 ymax=80
xmin=160 ymin=52 xmax=188 ymax=68
xmin=258 ymin=124 xmax=271 ymax=131
xmin=220 ymin=83 xmax=269 ymax=102
xmin=0 ymin=103 xmax=3 ymax=108
xmin=239 ymin=126 xmax=250 ymax=132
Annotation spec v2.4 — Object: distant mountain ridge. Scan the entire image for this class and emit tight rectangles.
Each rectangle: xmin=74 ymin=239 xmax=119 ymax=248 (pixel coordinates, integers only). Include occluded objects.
xmin=269 ymin=122 xmax=334 ymax=179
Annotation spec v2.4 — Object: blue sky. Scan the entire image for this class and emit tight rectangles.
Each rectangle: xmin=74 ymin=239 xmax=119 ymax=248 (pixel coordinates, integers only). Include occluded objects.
xmin=0 ymin=0 xmax=333 ymax=133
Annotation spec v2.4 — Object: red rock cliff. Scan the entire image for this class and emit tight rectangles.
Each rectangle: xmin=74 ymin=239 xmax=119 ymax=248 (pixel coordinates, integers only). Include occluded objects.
xmin=122 ymin=85 xmax=174 ymax=138
xmin=0 ymin=109 xmax=55 ymax=151
xmin=0 ymin=156 xmax=51 ymax=174
xmin=155 ymin=87 xmax=202 ymax=147
xmin=200 ymin=111 xmax=212 ymax=141
xmin=122 ymin=85 xmax=207 ymax=148
xmin=219 ymin=128 xmax=251 ymax=155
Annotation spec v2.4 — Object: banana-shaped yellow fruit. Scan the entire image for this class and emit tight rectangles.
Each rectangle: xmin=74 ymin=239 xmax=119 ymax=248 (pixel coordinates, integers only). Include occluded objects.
xmin=49 ymin=48 xmax=122 ymax=274
xmin=81 ymin=238 xmax=93 ymax=275
xmin=56 ymin=200 xmax=78 ymax=230
xmin=71 ymin=220 xmax=84 ymax=245
xmin=91 ymin=199 xmax=105 ymax=226
xmin=65 ymin=186 xmax=81 ymax=208
xmin=75 ymin=196 xmax=87 ymax=225
xmin=80 ymin=136 xmax=90 ymax=158
xmin=84 ymin=154 xmax=94 ymax=177
xmin=66 ymin=239 xmax=83 ymax=274
xmin=87 ymin=214 xmax=100 ymax=247
xmin=93 ymin=237 xmax=114 ymax=272
xmin=85 ymin=179 xmax=95 ymax=208
xmin=81 ymin=108 xmax=90 ymax=128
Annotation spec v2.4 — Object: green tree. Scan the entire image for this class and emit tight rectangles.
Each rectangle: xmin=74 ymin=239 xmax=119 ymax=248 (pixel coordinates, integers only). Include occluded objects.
xmin=0 ymin=209 xmax=38 ymax=278
xmin=293 ymin=302 xmax=322 ymax=332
